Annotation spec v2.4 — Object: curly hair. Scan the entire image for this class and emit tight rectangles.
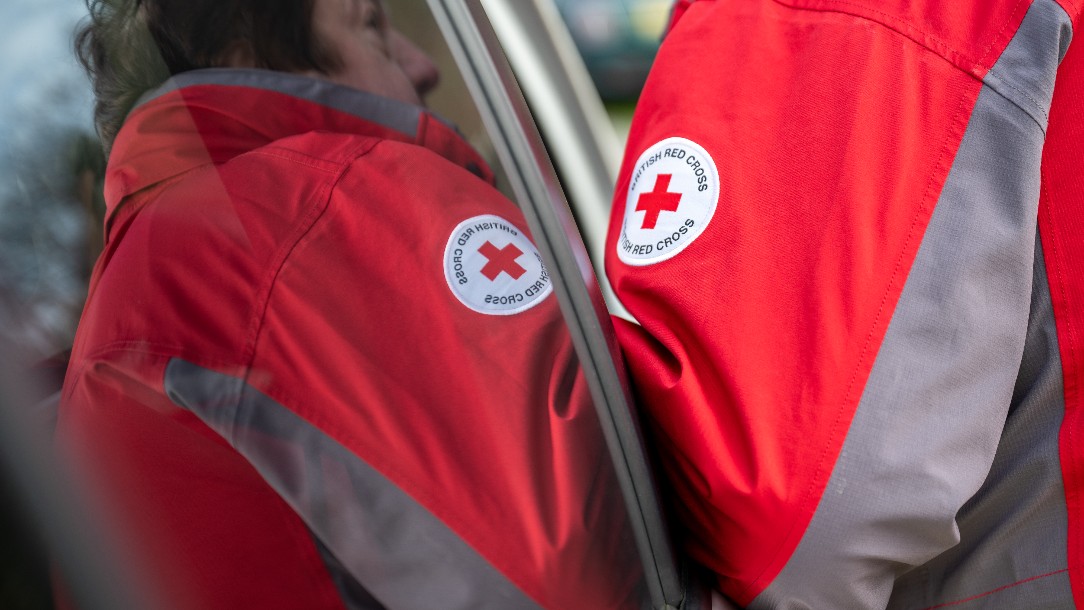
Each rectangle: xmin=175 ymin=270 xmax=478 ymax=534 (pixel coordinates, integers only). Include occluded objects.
xmin=74 ymin=0 xmax=339 ymax=152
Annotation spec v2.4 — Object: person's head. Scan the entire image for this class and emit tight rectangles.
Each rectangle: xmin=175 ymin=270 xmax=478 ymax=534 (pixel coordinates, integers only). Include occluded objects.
xmin=76 ymin=0 xmax=439 ymax=151
xmin=298 ymin=0 xmax=440 ymax=106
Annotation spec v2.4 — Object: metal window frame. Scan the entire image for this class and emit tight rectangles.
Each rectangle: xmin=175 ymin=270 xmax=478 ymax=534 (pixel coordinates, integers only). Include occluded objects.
xmin=423 ymin=2 xmax=698 ymax=608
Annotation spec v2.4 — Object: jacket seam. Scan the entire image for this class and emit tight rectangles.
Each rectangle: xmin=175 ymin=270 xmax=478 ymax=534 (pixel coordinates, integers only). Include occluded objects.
xmin=1039 ymin=169 xmax=1082 ymax=598
xmin=986 ymin=64 xmax=1049 ymax=121
xmin=770 ymin=0 xmax=1052 ymax=144
xmin=771 ymin=0 xmax=1030 ymax=81
xmin=920 ymin=568 xmax=1070 ymax=609
xmin=240 ymin=139 xmax=548 ymax=607
xmin=63 ymin=341 xmax=242 ymax=404
xmin=980 ymin=72 xmax=1051 ymax=134
xmin=1057 ymin=0 xmax=1082 ymax=19
xmin=741 ymin=74 xmax=983 ymax=602
xmin=106 ymin=166 xmax=206 ymax=244
xmin=249 ymin=147 xmax=347 ymax=174
xmin=239 ymin=138 xmax=381 ymax=369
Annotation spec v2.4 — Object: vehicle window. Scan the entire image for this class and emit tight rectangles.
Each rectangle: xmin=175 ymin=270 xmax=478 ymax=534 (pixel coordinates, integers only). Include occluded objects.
xmin=0 ymin=1 xmax=670 ymax=608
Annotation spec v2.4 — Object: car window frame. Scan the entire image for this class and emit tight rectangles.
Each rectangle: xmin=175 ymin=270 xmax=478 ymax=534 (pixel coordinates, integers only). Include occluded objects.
xmin=423 ymin=1 xmax=700 ymax=608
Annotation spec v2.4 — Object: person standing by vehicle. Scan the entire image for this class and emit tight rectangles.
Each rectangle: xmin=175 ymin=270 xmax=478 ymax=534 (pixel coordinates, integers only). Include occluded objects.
xmin=60 ymin=0 xmax=646 ymax=608
xmin=607 ymin=0 xmax=1083 ymax=607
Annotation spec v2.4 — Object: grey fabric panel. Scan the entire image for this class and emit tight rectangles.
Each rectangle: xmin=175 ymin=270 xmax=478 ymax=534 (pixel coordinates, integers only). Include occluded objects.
xmin=750 ymin=4 xmax=1069 ymax=607
xmin=311 ymin=536 xmax=388 ymax=610
xmin=163 ymin=358 xmax=543 ymax=610
xmin=887 ymin=241 xmax=1070 ymax=609
xmin=982 ymin=0 xmax=1073 ymax=133
xmin=133 ymin=68 xmax=422 ymax=137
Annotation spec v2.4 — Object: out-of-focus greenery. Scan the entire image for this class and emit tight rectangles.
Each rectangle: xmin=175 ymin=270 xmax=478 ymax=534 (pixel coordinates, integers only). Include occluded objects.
xmin=553 ymin=0 xmax=668 ymax=102
xmin=0 ymin=127 xmax=104 ymax=359
xmin=606 ymin=100 xmax=637 ymax=143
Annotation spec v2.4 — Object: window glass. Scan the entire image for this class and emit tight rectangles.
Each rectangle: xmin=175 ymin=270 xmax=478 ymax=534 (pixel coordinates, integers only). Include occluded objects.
xmin=389 ymin=1 xmax=516 ymax=198
xmin=0 ymin=1 xmax=657 ymax=608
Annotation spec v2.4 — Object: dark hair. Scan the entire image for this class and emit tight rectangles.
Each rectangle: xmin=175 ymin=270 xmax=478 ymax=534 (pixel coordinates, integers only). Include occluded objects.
xmin=74 ymin=0 xmax=338 ymax=152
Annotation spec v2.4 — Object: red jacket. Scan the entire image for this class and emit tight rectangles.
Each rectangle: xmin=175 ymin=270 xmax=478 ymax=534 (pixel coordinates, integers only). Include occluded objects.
xmin=608 ymin=0 xmax=1084 ymax=607
xmin=60 ymin=69 xmax=645 ymax=610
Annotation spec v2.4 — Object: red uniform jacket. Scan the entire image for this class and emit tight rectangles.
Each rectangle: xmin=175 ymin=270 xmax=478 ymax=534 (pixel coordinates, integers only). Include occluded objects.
xmin=60 ymin=69 xmax=645 ymax=610
xmin=608 ymin=0 xmax=1084 ymax=607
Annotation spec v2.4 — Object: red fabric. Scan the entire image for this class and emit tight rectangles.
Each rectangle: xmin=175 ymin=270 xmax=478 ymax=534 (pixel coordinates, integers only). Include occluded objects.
xmin=62 ymin=77 xmax=640 ymax=609
xmin=606 ymin=0 xmax=1026 ymax=604
xmin=1054 ymin=0 xmax=1084 ymax=29
xmin=1038 ymin=32 xmax=1084 ymax=606
xmin=61 ymin=355 xmax=343 ymax=610
xmin=774 ymin=0 xmax=1030 ymax=79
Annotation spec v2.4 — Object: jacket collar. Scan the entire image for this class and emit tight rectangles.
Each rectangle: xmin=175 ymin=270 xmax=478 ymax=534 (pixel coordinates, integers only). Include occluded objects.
xmin=105 ymin=68 xmax=493 ymax=238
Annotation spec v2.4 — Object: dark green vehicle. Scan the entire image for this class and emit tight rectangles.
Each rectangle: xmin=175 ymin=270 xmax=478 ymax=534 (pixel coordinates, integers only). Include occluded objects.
xmin=553 ymin=0 xmax=670 ymax=101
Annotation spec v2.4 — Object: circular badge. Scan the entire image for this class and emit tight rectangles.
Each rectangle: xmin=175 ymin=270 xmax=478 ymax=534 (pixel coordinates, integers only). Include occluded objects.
xmin=444 ymin=214 xmax=553 ymax=315
xmin=616 ymin=137 xmax=720 ymax=266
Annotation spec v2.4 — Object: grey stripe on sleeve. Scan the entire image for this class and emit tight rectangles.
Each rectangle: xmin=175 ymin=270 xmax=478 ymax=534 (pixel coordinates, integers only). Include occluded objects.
xmin=750 ymin=2 xmax=1072 ymax=608
xmin=164 ymin=358 xmax=543 ymax=610
xmin=888 ymin=240 xmax=1071 ymax=609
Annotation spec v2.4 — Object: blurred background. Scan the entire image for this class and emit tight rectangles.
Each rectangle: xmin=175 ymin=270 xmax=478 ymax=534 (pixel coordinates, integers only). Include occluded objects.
xmin=554 ymin=0 xmax=670 ymax=136
xmin=0 ymin=1 xmax=668 ymax=607
xmin=1 ymin=1 xmax=99 ymax=603
xmin=0 ymin=0 xmax=100 ymax=362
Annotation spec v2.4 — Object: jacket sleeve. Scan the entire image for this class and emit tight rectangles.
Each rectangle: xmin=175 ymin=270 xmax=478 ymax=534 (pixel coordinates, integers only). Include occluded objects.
xmin=165 ymin=143 xmax=646 ymax=610
xmin=606 ymin=0 xmax=1076 ymax=607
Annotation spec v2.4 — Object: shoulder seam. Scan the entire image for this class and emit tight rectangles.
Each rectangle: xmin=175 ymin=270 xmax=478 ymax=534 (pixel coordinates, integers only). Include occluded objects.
xmin=241 ymin=138 xmax=382 ymax=369
xmin=772 ymin=0 xmax=1031 ymax=81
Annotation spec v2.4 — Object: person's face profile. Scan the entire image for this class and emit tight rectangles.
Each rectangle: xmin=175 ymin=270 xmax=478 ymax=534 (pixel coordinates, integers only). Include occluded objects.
xmin=309 ymin=0 xmax=440 ymax=105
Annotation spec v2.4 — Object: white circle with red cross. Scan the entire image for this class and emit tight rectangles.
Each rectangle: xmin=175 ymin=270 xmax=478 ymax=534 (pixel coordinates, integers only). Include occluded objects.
xmin=444 ymin=214 xmax=553 ymax=315
xmin=617 ymin=137 xmax=720 ymax=266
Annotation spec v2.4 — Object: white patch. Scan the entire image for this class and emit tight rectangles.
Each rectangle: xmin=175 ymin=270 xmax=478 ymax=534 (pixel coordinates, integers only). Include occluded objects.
xmin=444 ymin=214 xmax=553 ymax=315
xmin=616 ymin=137 xmax=720 ymax=265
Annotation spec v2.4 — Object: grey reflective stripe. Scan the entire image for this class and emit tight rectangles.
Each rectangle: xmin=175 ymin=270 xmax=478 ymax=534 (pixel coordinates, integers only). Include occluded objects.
xmin=134 ymin=68 xmax=422 ymax=138
xmin=750 ymin=3 xmax=1072 ymax=608
xmin=888 ymin=241 xmax=1071 ymax=609
xmin=163 ymin=358 xmax=543 ymax=610
xmin=982 ymin=0 xmax=1073 ymax=134
xmin=311 ymin=536 xmax=388 ymax=610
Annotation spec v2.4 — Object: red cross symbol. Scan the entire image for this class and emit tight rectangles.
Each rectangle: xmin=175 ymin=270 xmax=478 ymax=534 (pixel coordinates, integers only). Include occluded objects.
xmin=635 ymin=174 xmax=682 ymax=230
xmin=478 ymin=241 xmax=527 ymax=281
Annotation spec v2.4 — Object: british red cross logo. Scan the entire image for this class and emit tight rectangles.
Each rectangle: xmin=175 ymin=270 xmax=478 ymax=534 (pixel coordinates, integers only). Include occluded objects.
xmin=478 ymin=241 xmax=526 ymax=281
xmin=635 ymin=174 xmax=683 ymax=230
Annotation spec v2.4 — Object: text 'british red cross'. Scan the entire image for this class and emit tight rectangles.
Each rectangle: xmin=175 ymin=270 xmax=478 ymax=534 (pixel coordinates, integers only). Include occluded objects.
xmin=636 ymin=174 xmax=682 ymax=230
xmin=479 ymin=241 xmax=527 ymax=281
